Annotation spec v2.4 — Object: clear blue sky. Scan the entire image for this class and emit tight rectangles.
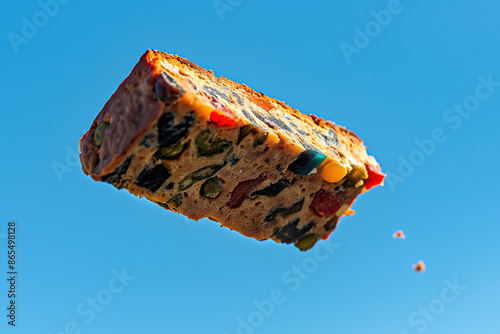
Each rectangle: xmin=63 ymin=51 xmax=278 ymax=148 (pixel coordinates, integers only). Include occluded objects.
xmin=1 ymin=1 xmax=499 ymax=333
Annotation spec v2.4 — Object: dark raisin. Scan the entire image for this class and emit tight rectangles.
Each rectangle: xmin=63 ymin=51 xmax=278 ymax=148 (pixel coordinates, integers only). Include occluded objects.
xmin=324 ymin=218 xmax=338 ymax=231
xmin=140 ymin=133 xmax=155 ymax=147
xmin=167 ymin=193 xmax=183 ymax=208
xmin=178 ymin=163 xmax=226 ymax=191
xmin=271 ymin=218 xmax=315 ymax=244
xmin=158 ymin=111 xmax=196 ymax=147
xmin=276 ymin=164 xmax=284 ymax=172
xmin=226 ymin=174 xmax=266 ymax=209
xmin=288 ymin=150 xmax=327 ymax=175
xmin=101 ymin=156 xmax=133 ymax=189
xmin=264 ymin=198 xmax=304 ymax=222
xmin=135 ymin=164 xmax=171 ymax=192
xmin=200 ymin=177 xmax=221 ymax=199
xmin=165 ymin=182 xmax=174 ymax=190
xmin=195 ymin=129 xmax=231 ymax=157
xmin=155 ymin=142 xmax=187 ymax=159
xmin=154 ymin=72 xmax=185 ymax=104
xmin=251 ymin=179 xmax=291 ymax=198
xmin=229 ymin=154 xmax=240 ymax=166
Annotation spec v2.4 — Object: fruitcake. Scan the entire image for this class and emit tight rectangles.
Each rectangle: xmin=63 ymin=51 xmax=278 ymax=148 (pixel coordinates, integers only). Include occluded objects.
xmin=79 ymin=49 xmax=385 ymax=250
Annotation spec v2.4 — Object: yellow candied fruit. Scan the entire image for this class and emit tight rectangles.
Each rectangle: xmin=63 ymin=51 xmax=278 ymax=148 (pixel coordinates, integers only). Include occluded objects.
xmin=335 ymin=204 xmax=349 ymax=217
xmin=191 ymin=99 xmax=214 ymax=122
xmin=320 ymin=162 xmax=347 ymax=183
xmin=346 ymin=165 xmax=369 ymax=182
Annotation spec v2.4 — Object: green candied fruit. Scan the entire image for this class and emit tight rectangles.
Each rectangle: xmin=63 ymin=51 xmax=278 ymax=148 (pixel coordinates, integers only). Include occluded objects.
xmin=156 ymin=202 xmax=170 ymax=210
xmin=155 ymin=142 xmax=187 ymax=159
xmin=200 ymin=177 xmax=221 ymax=199
xmin=253 ymin=131 xmax=268 ymax=147
xmin=342 ymin=165 xmax=369 ymax=188
xmin=237 ymin=124 xmax=268 ymax=147
xmin=195 ymin=129 xmax=231 ymax=157
xmin=94 ymin=122 xmax=109 ymax=147
xmin=178 ymin=163 xmax=225 ymax=191
xmin=178 ymin=177 xmax=195 ymax=192
xmin=237 ymin=125 xmax=254 ymax=144
xmin=288 ymin=150 xmax=327 ymax=175
xmin=294 ymin=234 xmax=319 ymax=251
xmin=167 ymin=193 xmax=183 ymax=209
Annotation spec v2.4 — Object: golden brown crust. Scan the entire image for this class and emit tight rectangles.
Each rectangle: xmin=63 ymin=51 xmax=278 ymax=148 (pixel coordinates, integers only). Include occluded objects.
xmin=145 ymin=50 xmax=377 ymax=171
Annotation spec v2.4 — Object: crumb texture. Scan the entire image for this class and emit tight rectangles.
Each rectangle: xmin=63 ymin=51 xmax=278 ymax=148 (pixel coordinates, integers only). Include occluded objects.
xmin=79 ymin=49 xmax=385 ymax=250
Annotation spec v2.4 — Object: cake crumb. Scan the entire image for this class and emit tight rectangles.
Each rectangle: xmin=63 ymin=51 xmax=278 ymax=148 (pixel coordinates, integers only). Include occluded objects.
xmin=392 ymin=230 xmax=406 ymax=239
xmin=413 ymin=260 xmax=426 ymax=273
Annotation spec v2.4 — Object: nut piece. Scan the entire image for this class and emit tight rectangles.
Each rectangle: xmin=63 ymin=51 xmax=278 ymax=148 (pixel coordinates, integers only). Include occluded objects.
xmin=178 ymin=163 xmax=225 ymax=191
xmin=195 ymin=129 xmax=231 ymax=157
xmin=200 ymin=177 xmax=221 ymax=199
xmin=94 ymin=122 xmax=109 ymax=147
xmin=295 ymin=234 xmax=319 ymax=251
xmin=155 ymin=142 xmax=187 ymax=159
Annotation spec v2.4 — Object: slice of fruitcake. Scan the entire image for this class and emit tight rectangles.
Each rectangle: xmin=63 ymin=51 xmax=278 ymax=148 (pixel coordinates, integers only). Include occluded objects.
xmin=79 ymin=49 xmax=385 ymax=250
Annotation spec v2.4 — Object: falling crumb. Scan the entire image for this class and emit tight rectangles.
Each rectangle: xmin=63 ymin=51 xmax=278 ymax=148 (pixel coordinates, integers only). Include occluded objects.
xmin=413 ymin=260 xmax=426 ymax=273
xmin=392 ymin=230 xmax=406 ymax=239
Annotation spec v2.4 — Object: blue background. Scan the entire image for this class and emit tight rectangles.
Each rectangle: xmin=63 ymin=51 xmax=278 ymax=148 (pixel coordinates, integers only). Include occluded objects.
xmin=1 ymin=1 xmax=499 ymax=333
